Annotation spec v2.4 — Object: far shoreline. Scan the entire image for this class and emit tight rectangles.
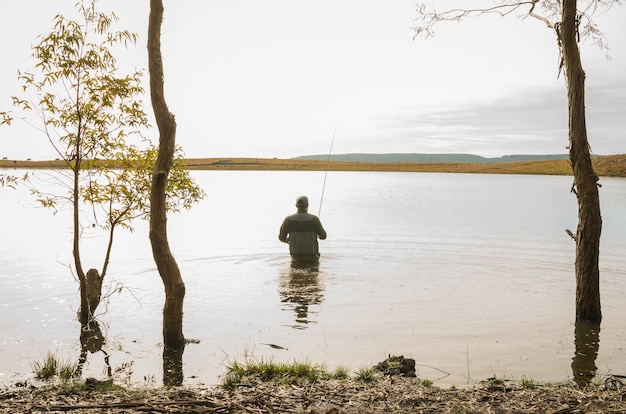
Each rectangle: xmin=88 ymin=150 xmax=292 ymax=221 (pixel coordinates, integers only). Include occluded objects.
xmin=1 ymin=154 xmax=625 ymax=177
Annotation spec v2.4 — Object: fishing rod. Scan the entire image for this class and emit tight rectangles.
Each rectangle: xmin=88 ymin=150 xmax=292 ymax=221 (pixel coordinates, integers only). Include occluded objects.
xmin=318 ymin=122 xmax=336 ymax=217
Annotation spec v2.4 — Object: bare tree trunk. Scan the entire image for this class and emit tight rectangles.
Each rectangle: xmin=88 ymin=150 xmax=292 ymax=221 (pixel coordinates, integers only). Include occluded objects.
xmin=148 ymin=0 xmax=186 ymax=349
xmin=85 ymin=268 xmax=103 ymax=316
xmin=73 ymin=147 xmax=90 ymax=325
xmin=561 ymin=0 xmax=602 ymax=323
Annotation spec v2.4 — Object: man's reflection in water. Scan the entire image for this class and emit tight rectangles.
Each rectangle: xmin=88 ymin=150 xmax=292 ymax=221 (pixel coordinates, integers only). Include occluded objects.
xmin=571 ymin=319 xmax=600 ymax=387
xmin=77 ymin=320 xmax=112 ymax=377
xmin=279 ymin=260 xmax=325 ymax=329
xmin=163 ymin=346 xmax=184 ymax=387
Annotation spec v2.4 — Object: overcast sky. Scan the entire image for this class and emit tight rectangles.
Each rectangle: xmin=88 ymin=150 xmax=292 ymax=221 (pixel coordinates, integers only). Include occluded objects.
xmin=1 ymin=1 xmax=624 ymax=160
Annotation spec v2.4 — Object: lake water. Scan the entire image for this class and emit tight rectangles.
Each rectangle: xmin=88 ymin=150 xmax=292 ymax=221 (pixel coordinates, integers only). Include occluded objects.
xmin=1 ymin=170 xmax=625 ymax=387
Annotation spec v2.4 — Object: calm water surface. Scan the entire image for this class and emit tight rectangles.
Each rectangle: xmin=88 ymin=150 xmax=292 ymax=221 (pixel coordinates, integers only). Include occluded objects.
xmin=1 ymin=170 xmax=625 ymax=387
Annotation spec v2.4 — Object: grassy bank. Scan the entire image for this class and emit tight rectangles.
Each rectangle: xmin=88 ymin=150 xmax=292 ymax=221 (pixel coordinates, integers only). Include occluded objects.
xmin=3 ymin=354 xmax=625 ymax=413
xmin=2 ymin=154 xmax=626 ymax=177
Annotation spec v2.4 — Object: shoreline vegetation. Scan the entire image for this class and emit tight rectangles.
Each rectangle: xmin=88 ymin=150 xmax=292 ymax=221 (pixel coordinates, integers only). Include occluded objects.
xmin=2 ymin=352 xmax=626 ymax=412
xmin=1 ymin=153 xmax=626 ymax=176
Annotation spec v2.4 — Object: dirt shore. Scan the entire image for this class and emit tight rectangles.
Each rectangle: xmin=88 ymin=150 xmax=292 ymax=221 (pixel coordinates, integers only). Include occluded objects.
xmin=2 ymin=376 xmax=626 ymax=413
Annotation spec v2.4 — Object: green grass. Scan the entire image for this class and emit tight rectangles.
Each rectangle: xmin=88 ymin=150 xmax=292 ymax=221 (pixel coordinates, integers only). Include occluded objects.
xmin=481 ymin=376 xmax=506 ymax=389
xmin=222 ymin=358 xmax=439 ymax=387
xmin=355 ymin=367 xmax=377 ymax=382
xmin=58 ymin=362 xmax=80 ymax=381
xmin=31 ymin=351 xmax=80 ymax=381
xmin=222 ymin=359 xmax=385 ymax=388
xmin=222 ymin=358 xmax=327 ymax=388
xmin=31 ymin=352 xmax=58 ymax=380
xmin=520 ymin=376 xmax=537 ymax=389
xmin=331 ymin=365 xmax=349 ymax=380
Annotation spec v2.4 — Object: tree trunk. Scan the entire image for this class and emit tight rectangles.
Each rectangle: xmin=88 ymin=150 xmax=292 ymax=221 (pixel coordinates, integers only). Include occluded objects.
xmin=84 ymin=268 xmax=103 ymax=316
xmin=73 ymin=151 xmax=90 ymax=325
xmin=561 ymin=0 xmax=602 ymax=323
xmin=148 ymin=0 xmax=186 ymax=349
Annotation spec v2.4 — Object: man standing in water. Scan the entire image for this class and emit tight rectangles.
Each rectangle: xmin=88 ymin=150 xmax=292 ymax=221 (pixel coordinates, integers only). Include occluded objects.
xmin=279 ymin=195 xmax=327 ymax=263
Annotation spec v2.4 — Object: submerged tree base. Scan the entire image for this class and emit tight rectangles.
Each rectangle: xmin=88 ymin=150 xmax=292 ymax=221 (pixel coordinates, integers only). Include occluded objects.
xmin=2 ymin=376 xmax=625 ymax=413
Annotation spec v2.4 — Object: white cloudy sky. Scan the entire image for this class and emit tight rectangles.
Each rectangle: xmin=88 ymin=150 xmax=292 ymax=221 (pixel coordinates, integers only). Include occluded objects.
xmin=1 ymin=1 xmax=624 ymax=160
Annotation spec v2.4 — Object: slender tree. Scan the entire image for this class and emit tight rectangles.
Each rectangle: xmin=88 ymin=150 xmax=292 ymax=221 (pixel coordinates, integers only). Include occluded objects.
xmin=413 ymin=0 xmax=616 ymax=323
xmin=4 ymin=0 xmax=148 ymax=325
xmin=148 ymin=0 xmax=187 ymax=349
xmin=560 ymin=0 xmax=602 ymax=323
xmin=1 ymin=0 xmax=203 ymax=326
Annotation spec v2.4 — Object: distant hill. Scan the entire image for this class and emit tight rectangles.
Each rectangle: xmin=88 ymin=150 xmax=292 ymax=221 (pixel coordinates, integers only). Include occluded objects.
xmin=293 ymin=153 xmax=571 ymax=164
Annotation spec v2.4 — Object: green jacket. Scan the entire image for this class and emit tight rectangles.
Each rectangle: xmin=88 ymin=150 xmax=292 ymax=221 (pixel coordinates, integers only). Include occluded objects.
xmin=279 ymin=212 xmax=327 ymax=256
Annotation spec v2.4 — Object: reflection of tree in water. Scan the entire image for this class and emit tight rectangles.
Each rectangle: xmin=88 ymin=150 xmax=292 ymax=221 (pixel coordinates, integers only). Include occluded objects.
xmin=77 ymin=320 xmax=112 ymax=377
xmin=163 ymin=346 xmax=184 ymax=387
xmin=279 ymin=262 xmax=324 ymax=328
xmin=571 ymin=319 xmax=600 ymax=387
xmin=77 ymin=321 xmax=186 ymax=386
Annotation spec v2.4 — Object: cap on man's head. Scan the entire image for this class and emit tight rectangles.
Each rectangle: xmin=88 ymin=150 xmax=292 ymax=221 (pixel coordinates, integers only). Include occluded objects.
xmin=296 ymin=195 xmax=309 ymax=207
